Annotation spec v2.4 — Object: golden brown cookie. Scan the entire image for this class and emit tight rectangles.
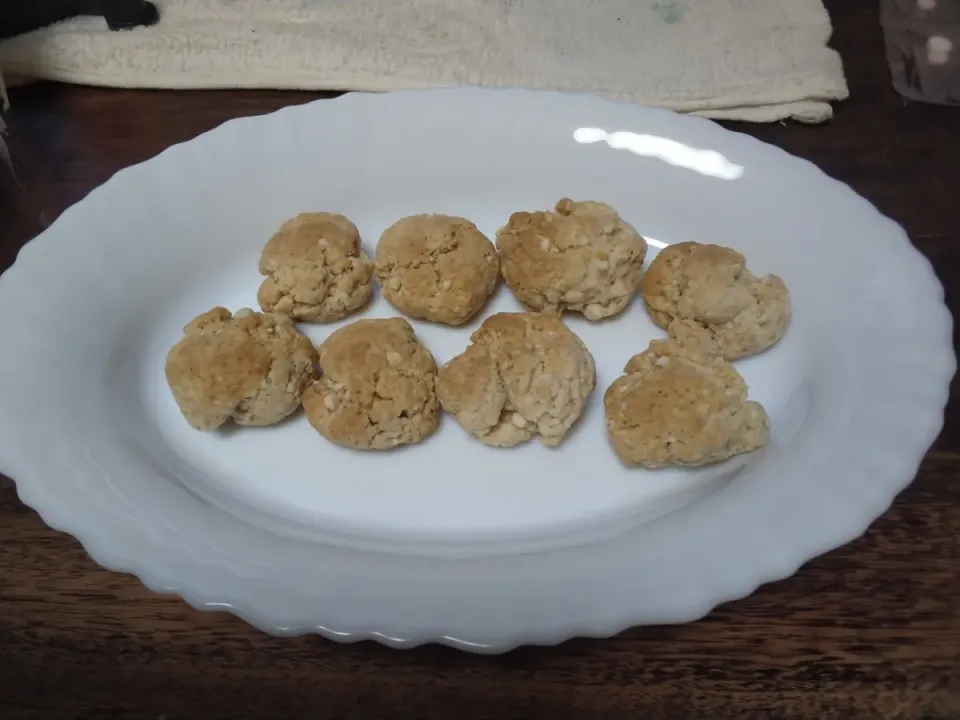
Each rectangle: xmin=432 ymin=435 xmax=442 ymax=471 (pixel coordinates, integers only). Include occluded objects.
xmin=604 ymin=333 xmax=769 ymax=468
xmin=165 ymin=307 xmax=317 ymax=430
xmin=374 ymin=214 xmax=499 ymax=326
xmin=302 ymin=318 xmax=439 ymax=450
xmin=436 ymin=312 xmax=595 ymax=447
xmin=642 ymin=241 xmax=790 ymax=360
xmin=496 ymin=199 xmax=647 ymax=321
xmin=257 ymin=212 xmax=374 ymax=323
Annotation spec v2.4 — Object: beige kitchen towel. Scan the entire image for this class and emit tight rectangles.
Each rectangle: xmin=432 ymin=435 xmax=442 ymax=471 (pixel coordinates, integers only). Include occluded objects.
xmin=0 ymin=0 xmax=848 ymax=122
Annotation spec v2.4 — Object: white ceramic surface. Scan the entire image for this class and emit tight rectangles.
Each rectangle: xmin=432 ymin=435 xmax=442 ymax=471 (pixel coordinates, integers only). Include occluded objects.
xmin=0 ymin=88 xmax=953 ymax=652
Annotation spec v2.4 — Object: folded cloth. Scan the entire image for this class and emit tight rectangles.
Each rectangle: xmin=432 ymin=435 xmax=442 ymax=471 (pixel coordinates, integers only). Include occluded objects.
xmin=0 ymin=0 xmax=848 ymax=122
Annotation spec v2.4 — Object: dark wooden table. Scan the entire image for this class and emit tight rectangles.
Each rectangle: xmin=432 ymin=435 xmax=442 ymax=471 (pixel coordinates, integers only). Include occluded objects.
xmin=1 ymin=2 xmax=958 ymax=718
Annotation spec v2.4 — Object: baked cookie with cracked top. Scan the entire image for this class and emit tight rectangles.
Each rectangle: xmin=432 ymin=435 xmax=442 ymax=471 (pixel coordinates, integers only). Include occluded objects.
xmin=436 ymin=312 xmax=595 ymax=448
xmin=604 ymin=330 xmax=769 ymax=468
xmin=642 ymin=241 xmax=790 ymax=360
xmin=257 ymin=212 xmax=374 ymax=323
xmin=165 ymin=307 xmax=317 ymax=430
xmin=302 ymin=318 xmax=439 ymax=450
xmin=496 ymin=199 xmax=647 ymax=321
xmin=374 ymin=214 xmax=499 ymax=325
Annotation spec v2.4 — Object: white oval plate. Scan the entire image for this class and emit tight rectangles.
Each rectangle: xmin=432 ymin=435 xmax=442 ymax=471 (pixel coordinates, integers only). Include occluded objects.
xmin=0 ymin=89 xmax=953 ymax=652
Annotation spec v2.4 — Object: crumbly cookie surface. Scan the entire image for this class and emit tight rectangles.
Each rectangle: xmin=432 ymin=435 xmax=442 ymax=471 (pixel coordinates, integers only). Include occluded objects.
xmin=495 ymin=199 xmax=647 ymax=321
xmin=302 ymin=318 xmax=439 ymax=450
xmin=374 ymin=214 xmax=499 ymax=326
xmin=603 ymin=333 xmax=769 ymax=468
xmin=436 ymin=312 xmax=596 ymax=447
xmin=642 ymin=241 xmax=790 ymax=360
xmin=165 ymin=307 xmax=318 ymax=430
xmin=257 ymin=212 xmax=374 ymax=323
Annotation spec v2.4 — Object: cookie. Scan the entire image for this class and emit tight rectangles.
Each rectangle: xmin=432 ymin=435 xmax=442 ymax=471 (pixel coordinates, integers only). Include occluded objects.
xmin=496 ymin=199 xmax=647 ymax=321
xmin=257 ymin=212 xmax=374 ymax=323
xmin=302 ymin=318 xmax=439 ymax=450
xmin=642 ymin=241 xmax=790 ymax=360
xmin=436 ymin=312 xmax=595 ymax=447
xmin=374 ymin=214 xmax=499 ymax=325
xmin=603 ymin=332 xmax=769 ymax=468
xmin=165 ymin=307 xmax=317 ymax=430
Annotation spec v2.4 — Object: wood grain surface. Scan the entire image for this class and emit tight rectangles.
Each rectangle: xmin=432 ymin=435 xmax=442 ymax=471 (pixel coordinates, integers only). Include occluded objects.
xmin=1 ymin=1 xmax=958 ymax=718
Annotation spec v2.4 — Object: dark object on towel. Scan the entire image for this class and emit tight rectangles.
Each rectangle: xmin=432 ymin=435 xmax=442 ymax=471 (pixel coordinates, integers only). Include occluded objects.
xmin=0 ymin=0 xmax=159 ymax=39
